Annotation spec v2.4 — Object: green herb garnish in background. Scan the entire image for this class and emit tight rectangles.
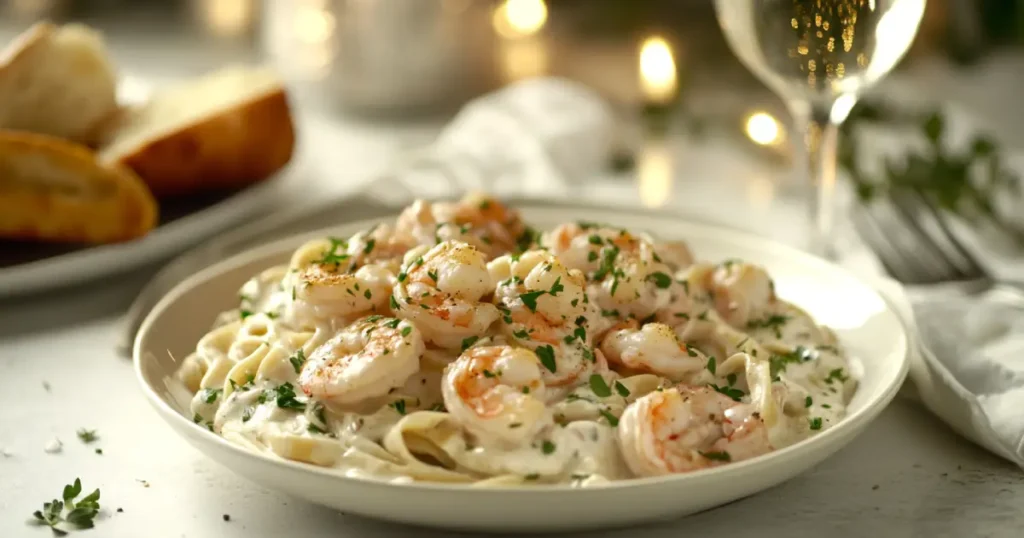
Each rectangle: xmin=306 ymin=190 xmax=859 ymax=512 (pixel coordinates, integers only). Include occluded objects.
xmin=841 ymin=103 xmax=1024 ymax=244
xmin=75 ymin=430 xmax=98 ymax=444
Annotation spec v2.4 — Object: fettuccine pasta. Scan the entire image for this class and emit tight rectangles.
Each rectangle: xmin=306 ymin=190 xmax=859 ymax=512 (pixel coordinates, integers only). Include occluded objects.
xmin=176 ymin=193 xmax=856 ymax=485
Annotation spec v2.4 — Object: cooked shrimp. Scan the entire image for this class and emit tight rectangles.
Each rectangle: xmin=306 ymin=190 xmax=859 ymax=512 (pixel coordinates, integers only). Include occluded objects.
xmin=710 ymin=261 xmax=776 ymax=328
xmin=490 ymin=251 xmax=598 ymax=387
xmin=618 ymin=386 xmax=772 ymax=477
xmin=543 ymin=224 xmax=676 ymax=319
xmin=392 ymin=240 xmax=499 ymax=350
xmin=395 ymin=194 xmax=529 ymax=258
xmin=291 ymin=262 xmax=394 ymax=324
xmin=600 ymin=322 xmax=708 ymax=381
xmin=299 ymin=316 xmax=424 ymax=404
xmin=441 ymin=345 xmax=552 ymax=445
xmin=654 ymin=240 xmax=694 ymax=271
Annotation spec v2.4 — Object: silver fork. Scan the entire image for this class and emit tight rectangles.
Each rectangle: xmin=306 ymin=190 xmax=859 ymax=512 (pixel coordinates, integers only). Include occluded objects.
xmin=851 ymin=189 xmax=1023 ymax=297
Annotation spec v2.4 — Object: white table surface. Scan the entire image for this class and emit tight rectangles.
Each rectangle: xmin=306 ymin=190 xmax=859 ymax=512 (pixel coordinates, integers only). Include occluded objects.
xmin=2 ymin=22 xmax=1024 ymax=538
xmin=2 ymin=122 xmax=1023 ymax=537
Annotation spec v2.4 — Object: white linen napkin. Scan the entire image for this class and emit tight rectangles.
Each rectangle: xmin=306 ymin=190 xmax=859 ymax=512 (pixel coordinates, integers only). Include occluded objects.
xmin=869 ymin=277 xmax=1024 ymax=469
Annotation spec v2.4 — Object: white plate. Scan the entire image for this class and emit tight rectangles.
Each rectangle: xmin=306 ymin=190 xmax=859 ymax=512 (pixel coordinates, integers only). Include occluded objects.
xmin=0 ymin=75 xmax=310 ymax=298
xmin=134 ymin=203 xmax=909 ymax=533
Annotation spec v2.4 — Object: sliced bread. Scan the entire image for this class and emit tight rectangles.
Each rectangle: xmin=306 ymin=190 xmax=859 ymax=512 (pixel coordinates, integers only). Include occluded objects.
xmin=99 ymin=66 xmax=296 ymax=197
xmin=0 ymin=131 xmax=157 ymax=243
xmin=0 ymin=22 xmax=119 ymax=145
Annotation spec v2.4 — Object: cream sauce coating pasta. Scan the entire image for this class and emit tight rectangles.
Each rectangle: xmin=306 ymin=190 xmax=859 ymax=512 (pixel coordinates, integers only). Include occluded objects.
xmin=176 ymin=194 xmax=857 ymax=485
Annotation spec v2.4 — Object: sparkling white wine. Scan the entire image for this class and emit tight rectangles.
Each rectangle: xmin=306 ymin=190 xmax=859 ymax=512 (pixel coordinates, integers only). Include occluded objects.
xmin=715 ymin=0 xmax=925 ymax=103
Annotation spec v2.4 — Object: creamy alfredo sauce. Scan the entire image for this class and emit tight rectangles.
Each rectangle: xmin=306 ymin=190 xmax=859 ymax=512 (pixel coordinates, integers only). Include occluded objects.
xmin=175 ymin=195 xmax=856 ymax=486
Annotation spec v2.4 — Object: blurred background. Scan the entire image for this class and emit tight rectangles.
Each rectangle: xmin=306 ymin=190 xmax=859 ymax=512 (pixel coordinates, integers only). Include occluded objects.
xmin=2 ymin=0 xmax=1023 ymax=242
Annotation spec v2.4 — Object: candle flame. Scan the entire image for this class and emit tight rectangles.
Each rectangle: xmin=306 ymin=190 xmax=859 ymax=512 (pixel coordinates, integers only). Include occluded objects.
xmin=638 ymin=36 xmax=677 ymax=104
xmin=493 ymin=0 xmax=548 ymax=39
xmin=745 ymin=112 xmax=782 ymax=146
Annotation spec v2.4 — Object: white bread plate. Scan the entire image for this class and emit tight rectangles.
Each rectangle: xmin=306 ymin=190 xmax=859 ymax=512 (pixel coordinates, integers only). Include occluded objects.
xmin=0 ymin=71 xmax=307 ymax=298
xmin=134 ymin=202 xmax=909 ymax=533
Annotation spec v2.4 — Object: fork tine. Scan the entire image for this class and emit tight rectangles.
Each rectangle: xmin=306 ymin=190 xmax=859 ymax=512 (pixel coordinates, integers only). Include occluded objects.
xmin=868 ymin=195 xmax=955 ymax=283
xmin=886 ymin=190 xmax=967 ymax=281
xmin=910 ymin=188 xmax=989 ymax=279
xmin=851 ymin=201 xmax=920 ymax=283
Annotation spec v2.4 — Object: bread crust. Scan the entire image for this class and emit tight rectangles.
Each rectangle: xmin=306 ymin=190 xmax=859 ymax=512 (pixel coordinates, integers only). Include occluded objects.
xmin=105 ymin=88 xmax=296 ymax=197
xmin=0 ymin=131 xmax=158 ymax=243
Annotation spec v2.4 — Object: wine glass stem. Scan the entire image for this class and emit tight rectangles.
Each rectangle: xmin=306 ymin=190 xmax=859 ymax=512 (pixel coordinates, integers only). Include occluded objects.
xmin=791 ymin=102 xmax=842 ymax=259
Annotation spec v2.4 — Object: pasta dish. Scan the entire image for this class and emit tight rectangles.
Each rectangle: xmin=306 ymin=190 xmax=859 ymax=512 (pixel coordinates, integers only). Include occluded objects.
xmin=176 ymin=194 xmax=856 ymax=486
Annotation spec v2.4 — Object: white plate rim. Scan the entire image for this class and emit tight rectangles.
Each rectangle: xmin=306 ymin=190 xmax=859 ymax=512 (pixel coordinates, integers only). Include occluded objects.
xmin=134 ymin=202 xmax=910 ymax=495
xmin=1 ymin=154 xmax=307 ymax=298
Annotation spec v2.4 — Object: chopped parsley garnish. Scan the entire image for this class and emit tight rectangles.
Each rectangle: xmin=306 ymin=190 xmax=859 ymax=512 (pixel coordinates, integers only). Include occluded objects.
xmin=32 ymin=478 xmax=101 ymax=533
xmin=516 ymin=227 xmax=539 ymax=252
xmin=697 ymin=310 xmax=709 ymax=321
xmin=482 ymin=369 xmax=497 ymax=378
xmin=675 ymin=312 xmax=690 ymax=320
xmin=521 ymin=386 xmax=531 ymax=394
xmin=769 ymin=346 xmax=814 ymax=379
xmin=588 ymin=374 xmax=612 ymax=397
xmin=809 ymin=417 xmax=823 ymax=430
xmin=289 ymin=349 xmax=307 ymax=374
xmin=825 ymin=368 xmax=849 ymax=384
xmin=427 ymin=270 xmax=438 ymax=282
xmin=598 ymin=408 xmax=619 ymax=426
xmin=365 ymin=315 xmax=383 ymax=322
xmin=614 ymin=380 xmax=631 ymax=397
xmin=200 ymin=388 xmax=222 ymax=404
xmin=706 ymin=356 xmax=716 ymax=375
xmin=805 ymin=396 xmax=813 ymax=408
xmin=685 ymin=344 xmax=699 ymax=358
xmin=700 ymin=450 xmax=732 ymax=462
xmin=710 ymin=383 xmax=744 ymax=402
xmin=240 ymin=309 xmax=254 ymax=319
xmin=548 ymin=277 xmax=564 ymax=296
xmin=726 ymin=373 xmax=738 ymax=386
xmin=509 ymin=423 xmax=522 ymax=429
xmin=746 ymin=314 xmax=790 ymax=338
xmin=241 ymin=407 xmax=254 ymax=422
xmin=588 ymin=235 xmax=603 ymax=245
xmin=601 ymin=309 xmax=620 ymax=318
xmin=646 ymin=272 xmax=672 ymax=289
xmin=822 ymin=404 xmax=832 ymax=409
xmin=587 ymin=251 xmax=598 ymax=262
xmin=461 ymin=336 xmax=479 ymax=351
xmin=512 ymin=329 xmax=530 ymax=339
xmin=519 ymin=290 xmax=547 ymax=312
xmin=401 ymin=326 xmax=412 ymax=337
xmin=389 ymin=295 xmax=400 ymax=310
xmin=592 ymin=246 xmax=620 ymax=281
xmin=389 ymin=400 xmax=407 ymax=415
xmin=364 ymin=289 xmax=372 ymax=300
xmin=384 ymin=318 xmax=401 ymax=329
xmin=397 ymin=272 xmax=407 ymax=282
xmin=428 ymin=403 xmax=446 ymax=412
xmin=272 ymin=383 xmax=305 ymax=410
xmin=316 ymin=237 xmax=349 ymax=264
xmin=75 ymin=429 xmax=98 ymax=444
xmin=362 ymin=238 xmax=375 ymax=255
xmin=540 ymin=440 xmax=556 ymax=454
xmin=535 ymin=345 xmax=557 ymax=373
xmin=524 ymin=473 xmax=539 ymax=480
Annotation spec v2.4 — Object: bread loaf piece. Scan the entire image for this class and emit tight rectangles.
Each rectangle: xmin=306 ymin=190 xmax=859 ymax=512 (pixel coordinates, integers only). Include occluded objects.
xmin=99 ymin=66 xmax=296 ymax=197
xmin=0 ymin=22 xmax=119 ymax=145
xmin=0 ymin=131 xmax=157 ymax=243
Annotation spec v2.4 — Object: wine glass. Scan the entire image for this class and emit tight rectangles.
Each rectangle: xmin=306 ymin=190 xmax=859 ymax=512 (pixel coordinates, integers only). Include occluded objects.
xmin=714 ymin=0 xmax=926 ymax=258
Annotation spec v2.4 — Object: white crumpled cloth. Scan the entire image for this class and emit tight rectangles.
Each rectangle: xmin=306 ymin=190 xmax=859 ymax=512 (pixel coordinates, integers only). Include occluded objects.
xmin=871 ymin=277 xmax=1024 ymax=469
